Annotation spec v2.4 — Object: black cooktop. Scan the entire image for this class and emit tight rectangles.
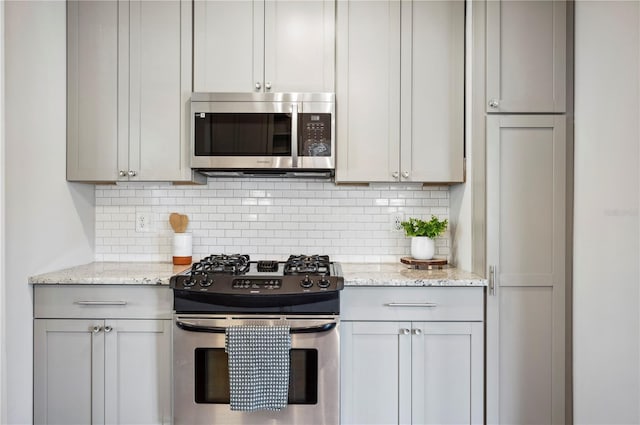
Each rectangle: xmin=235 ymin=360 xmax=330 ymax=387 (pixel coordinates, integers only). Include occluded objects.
xmin=170 ymin=254 xmax=344 ymax=314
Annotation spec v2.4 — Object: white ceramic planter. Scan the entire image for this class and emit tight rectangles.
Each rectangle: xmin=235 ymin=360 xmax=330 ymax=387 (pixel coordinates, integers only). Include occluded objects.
xmin=411 ymin=236 xmax=435 ymax=260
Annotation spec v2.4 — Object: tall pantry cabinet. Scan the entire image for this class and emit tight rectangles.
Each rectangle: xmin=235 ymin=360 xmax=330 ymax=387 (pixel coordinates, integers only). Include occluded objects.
xmin=484 ymin=1 xmax=569 ymax=424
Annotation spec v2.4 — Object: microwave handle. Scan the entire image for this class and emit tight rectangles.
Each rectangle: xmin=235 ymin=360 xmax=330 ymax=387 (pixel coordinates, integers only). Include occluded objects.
xmin=291 ymin=103 xmax=298 ymax=168
xmin=175 ymin=319 xmax=337 ymax=334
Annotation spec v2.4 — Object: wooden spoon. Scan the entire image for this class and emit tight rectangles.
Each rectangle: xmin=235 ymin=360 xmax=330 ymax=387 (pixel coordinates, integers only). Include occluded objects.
xmin=169 ymin=213 xmax=181 ymax=232
xmin=177 ymin=214 xmax=189 ymax=233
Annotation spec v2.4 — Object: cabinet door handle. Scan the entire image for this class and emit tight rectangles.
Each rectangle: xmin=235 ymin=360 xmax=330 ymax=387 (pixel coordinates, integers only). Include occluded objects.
xmin=118 ymin=170 xmax=127 ymax=177
xmin=400 ymin=328 xmax=410 ymax=335
xmin=75 ymin=301 xmax=128 ymax=306
xmin=391 ymin=171 xmax=399 ymax=179
xmin=92 ymin=325 xmax=102 ymax=334
xmin=488 ymin=99 xmax=499 ymax=108
xmin=489 ymin=265 xmax=496 ymax=296
xmin=412 ymin=328 xmax=422 ymax=335
xmin=291 ymin=104 xmax=299 ymax=168
xmin=255 ymin=82 xmax=262 ymax=90
xmin=265 ymin=81 xmax=272 ymax=90
xmin=128 ymin=170 xmax=137 ymax=177
xmin=401 ymin=171 xmax=410 ymax=179
xmin=385 ymin=302 xmax=437 ymax=308
xmin=104 ymin=326 xmax=113 ymax=333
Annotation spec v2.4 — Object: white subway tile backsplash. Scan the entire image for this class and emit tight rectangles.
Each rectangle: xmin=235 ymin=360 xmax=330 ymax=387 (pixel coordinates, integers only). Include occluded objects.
xmin=94 ymin=177 xmax=450 ymax=262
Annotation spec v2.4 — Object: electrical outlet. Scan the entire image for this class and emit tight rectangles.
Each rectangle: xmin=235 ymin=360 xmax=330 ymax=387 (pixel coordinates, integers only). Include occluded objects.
xmin=391 ymin=213 xmax=404 ymax=231
xmin=135 ymin=212 xmax=153 ymax=233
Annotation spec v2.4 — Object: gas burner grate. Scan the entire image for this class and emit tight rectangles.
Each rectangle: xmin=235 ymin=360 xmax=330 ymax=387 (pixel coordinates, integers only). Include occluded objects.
xmin=284 ymin=254 xmax=331 ymax=276
xmin=257 ymin=260 xmax=279 ymax=272
xmin=191 ymin=254 xmax=250 ymax=275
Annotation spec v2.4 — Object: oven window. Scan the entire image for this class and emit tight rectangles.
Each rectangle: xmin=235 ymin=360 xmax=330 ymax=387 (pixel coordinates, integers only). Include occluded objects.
xmin=194 ymin=348 xmax=318 ymax=405
xmin=194 ymin=113 xmax=292 ymax=156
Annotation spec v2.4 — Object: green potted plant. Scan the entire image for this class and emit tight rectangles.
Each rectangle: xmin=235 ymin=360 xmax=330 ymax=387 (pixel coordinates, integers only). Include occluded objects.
xmin=400 ymin=215 xmax=448 ymax=260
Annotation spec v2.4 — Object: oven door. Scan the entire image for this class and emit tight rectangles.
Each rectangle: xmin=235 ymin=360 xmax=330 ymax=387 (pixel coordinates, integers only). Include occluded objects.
xmin=173 ymin=314 xmax=340 ymax=425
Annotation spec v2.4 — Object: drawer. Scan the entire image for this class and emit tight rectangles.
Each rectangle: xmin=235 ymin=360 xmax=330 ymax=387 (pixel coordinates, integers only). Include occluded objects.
xmin=34 ymin=285 xmax=173 ymax=319
xmin=340 ymin=286 xmax=483 ymax=321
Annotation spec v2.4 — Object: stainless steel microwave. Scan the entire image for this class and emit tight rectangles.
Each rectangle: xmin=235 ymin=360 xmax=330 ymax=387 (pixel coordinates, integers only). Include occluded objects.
xmin=191 ymin=93 xmax=335 ymax=175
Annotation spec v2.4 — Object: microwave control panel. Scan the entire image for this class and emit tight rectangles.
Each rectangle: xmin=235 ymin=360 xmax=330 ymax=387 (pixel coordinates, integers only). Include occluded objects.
xmin=300 ymin=113 xmax=331 ymax=157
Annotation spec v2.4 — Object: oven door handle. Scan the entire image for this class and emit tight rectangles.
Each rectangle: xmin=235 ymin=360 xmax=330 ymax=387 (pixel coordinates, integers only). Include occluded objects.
xmin=175 ymin=320 xmax=337 ymax=334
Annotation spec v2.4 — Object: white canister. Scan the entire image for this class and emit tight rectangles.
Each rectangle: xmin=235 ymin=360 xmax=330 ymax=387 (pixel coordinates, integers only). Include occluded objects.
xmin=173 ymin=233 xmax=192 ymax=265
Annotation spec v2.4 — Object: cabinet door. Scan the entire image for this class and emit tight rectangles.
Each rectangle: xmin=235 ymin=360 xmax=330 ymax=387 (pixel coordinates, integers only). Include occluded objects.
xmin=486 ymin=115 xmax=566 ymax=424
xmin=486 ymin=0 xmax=566 ymax=112
xmin=127 ymin=0 xmax=192 ymax=181
xmin=336 ymin=0 xmax=401 ymax=182
xmin=34 ymin=319 xmax=105 ymax=425
xmin=67 ymin=0 xmax=119 ymax=181
xmin=104 ymin=320 xmax=171 ymax=424
xmin=341 ymin=321 xmax=411 ymax=425
xmin=411 ymin=322 xmax=483 ymax=425
xmin=193 ymin=0 xmax=264 ymax=92
xmin=400 ymin=0 xmax=464 ymax=183
xmin=264 ymin=0 xmax=335 ymax=92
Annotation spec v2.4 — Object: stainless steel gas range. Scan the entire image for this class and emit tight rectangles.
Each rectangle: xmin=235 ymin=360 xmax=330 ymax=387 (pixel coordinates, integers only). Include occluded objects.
xmin=170 ymin=254 xmax=344 ymax=425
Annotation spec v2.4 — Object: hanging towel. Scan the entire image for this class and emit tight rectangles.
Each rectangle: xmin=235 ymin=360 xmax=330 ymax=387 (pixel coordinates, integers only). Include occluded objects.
xmin=225 ymin=324 xmax=291 ymax=411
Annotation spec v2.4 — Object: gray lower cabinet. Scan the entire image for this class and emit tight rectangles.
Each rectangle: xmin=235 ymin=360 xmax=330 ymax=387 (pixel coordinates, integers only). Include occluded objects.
xmin=33 ymin=285 xmax=172 ymax=425
xmin=486 ymin=115 xmax=566 ymax=424
xmin=340 ymin=287 xmax=484 ymax=424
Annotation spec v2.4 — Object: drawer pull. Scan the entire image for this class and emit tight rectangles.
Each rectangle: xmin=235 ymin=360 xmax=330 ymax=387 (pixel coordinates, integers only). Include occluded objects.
xmin=385 ymin=302 xmax=437 ymax=308
xmin=74 ymin=301 xmax=127 ymax=306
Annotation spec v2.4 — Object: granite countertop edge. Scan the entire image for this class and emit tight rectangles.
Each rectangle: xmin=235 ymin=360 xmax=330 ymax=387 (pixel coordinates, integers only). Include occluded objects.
xmin=29 ymin=261 xmax=487 ymax=287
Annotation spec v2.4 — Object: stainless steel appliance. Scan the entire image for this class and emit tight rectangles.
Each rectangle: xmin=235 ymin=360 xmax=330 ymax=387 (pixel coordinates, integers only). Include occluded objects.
xmin=170 ymin=254 xmax=344 ymax=425
xmin=190 ymin=93 xmax=335 ymax=176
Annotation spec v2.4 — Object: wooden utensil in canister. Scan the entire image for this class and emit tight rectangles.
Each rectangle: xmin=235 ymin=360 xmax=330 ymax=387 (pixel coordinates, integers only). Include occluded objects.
xmin=177 ymin=214 xmax=189 ymax=233
xmin=169 ymin=213 xmax=182 ymax=232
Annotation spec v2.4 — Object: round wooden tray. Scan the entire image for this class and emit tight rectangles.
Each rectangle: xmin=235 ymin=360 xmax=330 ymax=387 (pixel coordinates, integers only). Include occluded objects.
xmin=400 ymin=257 xmax=448 ymax=270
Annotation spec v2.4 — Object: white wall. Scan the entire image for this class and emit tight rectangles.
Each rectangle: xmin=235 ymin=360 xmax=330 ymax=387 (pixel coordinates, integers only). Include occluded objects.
xmin=0 ymin=1 xmax=5 ymax=422
xmin=574 ymin=1 xmax=640 ymax=423
xmin=4 ymin=2 xmax=95 ymax=423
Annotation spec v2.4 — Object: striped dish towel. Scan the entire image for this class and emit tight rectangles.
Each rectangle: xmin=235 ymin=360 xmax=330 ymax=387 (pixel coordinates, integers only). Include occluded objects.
xmin=225 ymin=324 xmax=291 ymax=411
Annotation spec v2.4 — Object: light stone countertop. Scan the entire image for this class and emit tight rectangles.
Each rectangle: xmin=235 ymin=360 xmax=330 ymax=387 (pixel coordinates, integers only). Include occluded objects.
xmin=28 ymin=262 xmax=190 ymax=285
xmin=29 ymin=261 xmax=486 ymax=287
xmin=341 ymin=263 xmax=486 ymax=287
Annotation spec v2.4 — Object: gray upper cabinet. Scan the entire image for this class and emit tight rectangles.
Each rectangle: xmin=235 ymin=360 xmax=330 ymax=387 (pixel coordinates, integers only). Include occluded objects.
xmin=67 ymin=0 xmax=200 ymax=183
xmin=193 ymin=0 xmax=335 ymax=93
xmin=336 ymin=0 xmax=464 ymax=183
xmin=486 ymin=0 xmax=566 ymax=113
xmin=67 ymin=1 xmax=119 ymax=181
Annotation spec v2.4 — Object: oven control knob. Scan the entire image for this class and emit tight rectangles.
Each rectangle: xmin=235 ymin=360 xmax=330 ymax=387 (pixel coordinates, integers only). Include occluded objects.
xmin=300 ymin=275 xmax=313 ymax=288
xmin=200 ymin=278 xmax=213 ymax=287
xmin=318 ymin=277 xmax=331 ymax=288
xmin=183 ymin=278 xmax=195 ymax=287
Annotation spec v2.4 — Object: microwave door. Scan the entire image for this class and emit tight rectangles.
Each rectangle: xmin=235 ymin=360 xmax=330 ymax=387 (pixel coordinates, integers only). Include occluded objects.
xmin=191 ymin=102 xmax=295 ymax=169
